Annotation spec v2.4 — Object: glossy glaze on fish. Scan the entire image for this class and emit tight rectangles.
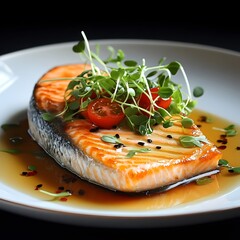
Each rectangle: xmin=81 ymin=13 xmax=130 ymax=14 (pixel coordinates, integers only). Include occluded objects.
xmin=28 ymin=64 xmax=222 ymax=193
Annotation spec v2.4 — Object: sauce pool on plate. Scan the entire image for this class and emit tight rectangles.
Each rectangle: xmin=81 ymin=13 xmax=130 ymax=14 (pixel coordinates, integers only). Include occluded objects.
xmin=0 ymin=109 xmax=240 ymax=211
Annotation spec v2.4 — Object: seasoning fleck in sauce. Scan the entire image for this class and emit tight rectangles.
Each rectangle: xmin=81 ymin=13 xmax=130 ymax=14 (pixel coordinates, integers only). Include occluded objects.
xmin=0 ymin=109 xmax=240 ymax=211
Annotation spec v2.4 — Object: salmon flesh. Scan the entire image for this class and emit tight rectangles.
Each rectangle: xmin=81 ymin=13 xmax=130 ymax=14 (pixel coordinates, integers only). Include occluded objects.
xmin=27 ymin=64 xmax=222 ymax=193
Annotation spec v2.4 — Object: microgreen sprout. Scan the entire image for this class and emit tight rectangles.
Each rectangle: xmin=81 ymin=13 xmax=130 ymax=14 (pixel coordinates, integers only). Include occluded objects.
xmin=39 ymin=189 xmax=72 ymax=198
xmin=213 ymin=124 xmax=237 ymax=137
xmin=42 ymin=31 xmax=202 ymax=135
xmin=101 ymin=135 xmax=121 ymax=144
xmin=1 ymin=123 xmax=19 ymax=131
xmin=218 ymin=159 xmax=240 ymax=173
xmin=196 ymin=176 xmax=213 ymax=185
xmin=125 ymin=148 xmax=151 ymax=158
xmin=179 ymin=135 xmax=209 ymax=148
xmin=0 ymin=149 xmax=22 ymax=154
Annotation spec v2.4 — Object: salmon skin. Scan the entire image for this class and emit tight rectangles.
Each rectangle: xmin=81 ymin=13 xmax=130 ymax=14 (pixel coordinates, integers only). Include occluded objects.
xmin=28 ymin=64 xmax=222 ymax=193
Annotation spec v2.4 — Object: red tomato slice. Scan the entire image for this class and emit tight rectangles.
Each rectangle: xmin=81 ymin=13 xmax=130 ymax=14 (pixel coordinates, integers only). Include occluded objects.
xmin=138 ymin=87 xmax=172 ymax=115
xmin=87 ymin=98 xmax=125 ymax=129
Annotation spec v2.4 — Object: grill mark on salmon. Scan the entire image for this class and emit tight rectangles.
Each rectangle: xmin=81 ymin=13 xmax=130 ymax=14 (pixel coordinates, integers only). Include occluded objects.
xmin=35 ymin=64 xmax=90 ymax=112
xmin=28 ymin=64 xmax=222 ymax=193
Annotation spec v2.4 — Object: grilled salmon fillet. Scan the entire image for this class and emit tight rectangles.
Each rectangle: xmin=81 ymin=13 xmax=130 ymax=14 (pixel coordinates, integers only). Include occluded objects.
xmin=28 ymin=64 xmax=222 ymax=192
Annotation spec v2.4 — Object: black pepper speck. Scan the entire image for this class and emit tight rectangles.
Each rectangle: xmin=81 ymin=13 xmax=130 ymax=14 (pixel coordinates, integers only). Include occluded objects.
xmin=138 ymin=142 xmax=145 ymax=146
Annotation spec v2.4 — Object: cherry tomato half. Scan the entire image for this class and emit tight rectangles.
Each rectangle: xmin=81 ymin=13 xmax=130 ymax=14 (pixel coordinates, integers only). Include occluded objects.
xmin=138 ymin=87 xmax=172 ymax=115
xmin=87 ymin=98 xmax=125 ymax=129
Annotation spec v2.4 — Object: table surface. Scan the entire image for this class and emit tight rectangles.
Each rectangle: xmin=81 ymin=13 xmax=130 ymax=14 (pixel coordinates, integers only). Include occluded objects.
xmin=1 ymin=19 xmax=240 ymax=238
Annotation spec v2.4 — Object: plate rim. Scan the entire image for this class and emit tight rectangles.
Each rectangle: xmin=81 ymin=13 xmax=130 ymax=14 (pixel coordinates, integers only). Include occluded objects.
xmin=1 ymin=38 xmax=239 ymax=61
xmin=1 ymin=197 xmax=240 ymax=228
xmin=1 ymin=39 xmax=240 ymax=227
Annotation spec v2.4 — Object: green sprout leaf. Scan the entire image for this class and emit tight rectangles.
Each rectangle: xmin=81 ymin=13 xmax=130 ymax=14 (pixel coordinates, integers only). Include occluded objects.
xmin=0 ymin=149 xmax=22 ymax=154
xmin=42 ymin=112 xmax=56 ymax=121
xmin=229 ymin=167 xmax=240 ymax=173
xmin=125 ymin=148 xmax=151 ymax=158
xmin=101 ymin=135 xmax=121 ymax=144
xmin=117 ymin=49 xmax=125 ymax=62
xmin=1 ymin=123 xmax=19 ymax=131
xmin=196 ymin=177 xmax=213 ymax=185
xmin=224 ymin=125 xmax=237 ymax=136
xmin=218 ymin=159 xmax=229 ymax=166
xmin=213 ymin=124 xmax=237 ymax=137
xmin=179 ymin=135 xmax=209 ymax=148
xmin=193 ymin=87 xmax=204 ymax=97
xmin=181 ymin=118 xmax=194 ymax=128
xmin=166 ymin=61 xmax=181 ymax=75
xmin=72 ymin=41 xmax=85 ymax=53
xmin=163 ymin=120 xmax=173 ymax=128
xmin=124 ymin=60 xmax=137 ymax=67
xmin=158 ymin=87 xmax=173 ymax=98
xmin=147 ymin=71 xmax=158 ymax=78
xmin=139 ymin=125 xmax=153 ymax=135
xmin=218 ymin=159 xmax=240 ymax=174
xmin=68 ymin=101 xmax=80 ymax=110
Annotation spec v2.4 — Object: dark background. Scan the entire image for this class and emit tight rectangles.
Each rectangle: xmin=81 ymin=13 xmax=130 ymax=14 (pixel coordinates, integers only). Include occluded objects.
xmin=1 ymin=4 xmax=240 ymax=54
xmin=1 ymin=7 xmax=240 ymax=238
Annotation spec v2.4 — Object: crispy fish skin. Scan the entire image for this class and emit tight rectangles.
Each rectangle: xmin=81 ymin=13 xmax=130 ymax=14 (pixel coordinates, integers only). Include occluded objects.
xmin=28 ymin=64 xmax=222 ymax=192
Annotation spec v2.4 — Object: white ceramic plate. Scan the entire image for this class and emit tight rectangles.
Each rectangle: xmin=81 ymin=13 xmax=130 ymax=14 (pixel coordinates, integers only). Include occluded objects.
xmin=0 ymin=40 xmax=240 ymax=228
